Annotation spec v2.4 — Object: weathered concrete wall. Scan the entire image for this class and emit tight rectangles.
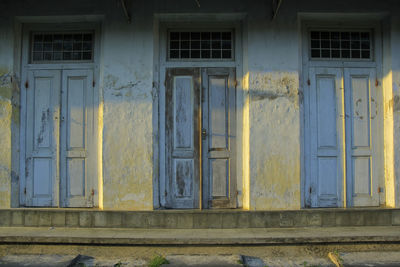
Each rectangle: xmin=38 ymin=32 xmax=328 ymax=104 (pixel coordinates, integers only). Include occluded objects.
xmin=391 ymin=13 xmax=400 ymax=207
xmin=245 ymin=3 xmax=301 ymax=210
xmin=101 ymin=1 xmax=154 ymax=210
xmin=0 ymin=6 xmax=14 ymax=208
xmin=0 ymin=68 xmax=13 ymax=208
xmin=248 ymin=72 xmax=301 ymax=210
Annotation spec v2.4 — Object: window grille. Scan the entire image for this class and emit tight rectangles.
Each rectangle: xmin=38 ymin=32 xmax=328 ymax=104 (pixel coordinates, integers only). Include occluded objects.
xmin=31 ymin=32 xmax=94 ymax=63
xmin=310 ymin=31 xmax=372 ymax=60
xmin=169 ymin=31 xmax=233 ymax=60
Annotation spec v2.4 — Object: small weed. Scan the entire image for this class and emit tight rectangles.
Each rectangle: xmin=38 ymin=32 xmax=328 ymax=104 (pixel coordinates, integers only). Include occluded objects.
xmin=148 ymin=255 xmax=169 ymax=267
xmin=237 ymin=259 xmax=248 ymax=267
xmin=333 ymin=250 xmax=343 ymax=264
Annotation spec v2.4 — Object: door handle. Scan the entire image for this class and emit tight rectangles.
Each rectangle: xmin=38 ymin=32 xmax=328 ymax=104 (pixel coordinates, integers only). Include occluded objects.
xmin=201 ymin=128 xmax=207 ymax=140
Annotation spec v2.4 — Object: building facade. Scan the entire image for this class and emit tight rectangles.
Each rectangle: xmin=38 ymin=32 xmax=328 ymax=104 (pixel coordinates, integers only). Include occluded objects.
xmin=0 ymin=0 xmax=399 ymax=211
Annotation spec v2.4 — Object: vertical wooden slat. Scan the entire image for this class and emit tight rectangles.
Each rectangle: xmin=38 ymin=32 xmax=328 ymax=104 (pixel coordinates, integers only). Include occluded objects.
xmin=309 ymin=67 xmax=345 ymax=208
xmin=345 ymin=68 xmax=379 ymax=207
xmin=165 ymin=68 xmax=200 ymax=209
xmin=202 ymin=68 xmax=236 ymax=209
xmin=25 ymin=70 xmax=60 ymax=207
xmin=60 ymin=69 xmax=94 ymax=207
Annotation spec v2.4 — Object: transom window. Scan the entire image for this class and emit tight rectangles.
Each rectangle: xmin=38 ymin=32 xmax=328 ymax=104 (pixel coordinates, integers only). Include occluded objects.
xmin=310 ymin=30 xmax=372 ymax=60
xmin=168 ymin=31 xmax=233 ymax=60
xmin=31 ymin=32 xmax=94 ymax=63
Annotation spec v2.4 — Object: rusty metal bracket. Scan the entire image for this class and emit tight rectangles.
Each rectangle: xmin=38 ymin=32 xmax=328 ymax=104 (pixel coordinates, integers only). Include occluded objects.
xmin=119 ymin=0 xmax=131 ymax=24
xmin=271 ymin=0 xmax=283 ymax=20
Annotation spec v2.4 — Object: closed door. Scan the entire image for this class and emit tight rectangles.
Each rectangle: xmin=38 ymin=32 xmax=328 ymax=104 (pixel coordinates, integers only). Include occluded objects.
xmin=165 ymin=67 xmax=236 ymax=209
xmin=201 ymin=68 xmax=236 ymax=209
xmin=25 ymin=69 xmax=95 ymax=207
xmin=344 ymin=68 xmax=379 ymax=207
xmin=25 ymin=70 xmax=61 ymax=207
xmin=308 ymin=67 xmax=379 ymax=207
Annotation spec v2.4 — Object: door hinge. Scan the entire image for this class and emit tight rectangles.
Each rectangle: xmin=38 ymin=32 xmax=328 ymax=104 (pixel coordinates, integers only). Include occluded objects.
xmin=91 ymin=189 xmax=95 ymax=196
xmin=307 ymin=79 xmax=310 ymax=86
xmin=201 ymin=128 xmax=207 ymax=140
xmin=24 ymin=188 xmax=26 ymax=194
xmin=375 ymin=79 xmax=379 ymax=87
xmin=92 ymin=80 xmax=96 ymax=87
xmin=25 ymin=81 xmax=29 ymax=89
xmin=309 ymin=187 xmax=312 ymax=194
xmin=234 ymin=80 xmax=238 ymax=88
xmin=378 ymin=187 xmax=383 ymax=193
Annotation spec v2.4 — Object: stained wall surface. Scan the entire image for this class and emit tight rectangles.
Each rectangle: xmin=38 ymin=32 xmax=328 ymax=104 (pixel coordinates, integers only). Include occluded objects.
xmin=0 ymin=3 xmax=15 ymax=208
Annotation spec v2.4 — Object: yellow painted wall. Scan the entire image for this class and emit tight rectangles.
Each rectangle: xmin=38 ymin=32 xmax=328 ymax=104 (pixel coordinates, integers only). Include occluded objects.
xmin=248 ymin=72 xmax=301 ymax=210
xmin=0 ymin=67 xmax=12 ymax=208
xmin=100 ymin=17 xmax=154 ymax=210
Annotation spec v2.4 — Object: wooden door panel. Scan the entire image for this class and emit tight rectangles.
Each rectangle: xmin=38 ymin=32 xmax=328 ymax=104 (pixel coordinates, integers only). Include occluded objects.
xmin=210 ymin=158 xmax=229 ymax=197
xmin=174 ymin=77 xmax=194 ymax=150
xmin=317 ymin=158 xmax=338 ymax=205
xmin=32 ymin=158 xmax=53 ymax=199
xmin=165 ymin=68 xmax=200 ymax=209
xmin=67 ymin=77 xmax=86 ymax=149
xmin=25 ymin=70 xmax=60 ymax=207
xmin=173 ymin=159 xmax=194 ymax=198
xmin=345 ymin=68 xmax=378 ymax=207
xmin=309 ymin=67 xmax=345 ymax=208
xmin=317 ymin=78 xmax=337 ymax=148
xmin=202 ymin=68 xmax=236 ymax=209
xmin=61 ymin=69 xmax=94 ymax=207
xmin=67 ymin=158 xmax=86 ymax=197
xmin=209 ymin=77 xmax=228 ymax=149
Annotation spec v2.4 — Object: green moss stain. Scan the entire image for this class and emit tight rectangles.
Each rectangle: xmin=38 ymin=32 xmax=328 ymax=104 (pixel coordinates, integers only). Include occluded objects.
xmin=0 ymin=68 xmax=13 ymax=101
xmin=11 ymin=105 xmax=19 ymax=125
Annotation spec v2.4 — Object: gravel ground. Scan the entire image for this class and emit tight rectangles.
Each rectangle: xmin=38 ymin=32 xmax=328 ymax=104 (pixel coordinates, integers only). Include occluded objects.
xmin=0 ymin=244 xmax=400 ymax=267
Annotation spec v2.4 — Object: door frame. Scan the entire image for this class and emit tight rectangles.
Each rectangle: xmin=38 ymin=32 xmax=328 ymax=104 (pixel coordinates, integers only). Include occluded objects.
xmin=155 ymin=19 xmax=244 ymax=209
xmin=301 ymin=19 xmax=384 ymax=208
xmin=19 ymin=22 xmax=101 ymax=207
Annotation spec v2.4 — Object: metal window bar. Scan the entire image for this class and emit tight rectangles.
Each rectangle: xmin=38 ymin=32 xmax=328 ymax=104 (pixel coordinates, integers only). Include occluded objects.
xmin=31 ymin=32 xmax=94 ymax=63
xmin=169 ymin=31 xmax=233 ymax=60
xmin=309 ymin=30 xmax=372 ymax=60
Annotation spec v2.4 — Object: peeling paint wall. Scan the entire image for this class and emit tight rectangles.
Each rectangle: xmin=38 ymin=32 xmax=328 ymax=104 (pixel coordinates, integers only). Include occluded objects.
xmin=245 ymin=1 xmax=302 ymax=209
xmin=0 ymin=10 xmax=14 ymax=208
xmin=248 ymin=72 xmax=301 ymax=210
xmin=0 ymin=69 xmax=12 ymax=208
xmin=101 ymin=2 xmax=155 ymax=210
xmin=391 ymin=13 xmax=400 ymax=207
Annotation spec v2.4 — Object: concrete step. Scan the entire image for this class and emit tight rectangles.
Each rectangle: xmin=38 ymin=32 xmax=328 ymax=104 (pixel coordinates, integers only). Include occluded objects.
xmin=0 ymin=208 xmax=399 ymax=229
xmin=0 ymin=226 xmax=399 ymax=245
